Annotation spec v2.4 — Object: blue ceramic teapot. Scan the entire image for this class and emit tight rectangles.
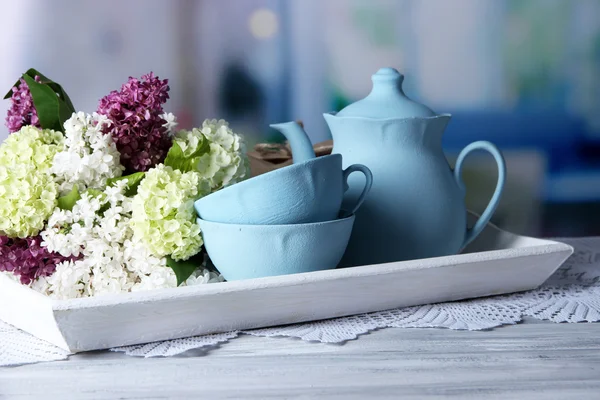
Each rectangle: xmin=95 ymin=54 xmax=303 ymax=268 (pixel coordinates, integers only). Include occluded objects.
xmin=274 ymin=67 xmax=506 ymax=266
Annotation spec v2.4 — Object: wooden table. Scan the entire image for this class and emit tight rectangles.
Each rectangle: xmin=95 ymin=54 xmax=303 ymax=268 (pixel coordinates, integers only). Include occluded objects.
xmin=1 ymin=319 xmax=599 ymax=399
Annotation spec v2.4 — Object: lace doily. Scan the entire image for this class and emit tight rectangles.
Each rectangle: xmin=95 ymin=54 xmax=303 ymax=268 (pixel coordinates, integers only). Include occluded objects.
xmin=0 ymin=320 xmax=70 ymax=366
xmin=2 ymin=237 xmax=600 ymax=366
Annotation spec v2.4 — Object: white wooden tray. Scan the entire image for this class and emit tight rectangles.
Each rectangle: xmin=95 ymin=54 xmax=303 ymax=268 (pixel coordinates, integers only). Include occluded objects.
xmin=0 ymin=215 xmax=573 ymax=352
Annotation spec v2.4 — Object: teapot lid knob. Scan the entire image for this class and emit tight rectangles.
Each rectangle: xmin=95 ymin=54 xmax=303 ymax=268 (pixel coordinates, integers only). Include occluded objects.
xmin=372 ymin=67 xmax=404 ymax=82
xmin=335 ymin=67 xmax=436 ymax=119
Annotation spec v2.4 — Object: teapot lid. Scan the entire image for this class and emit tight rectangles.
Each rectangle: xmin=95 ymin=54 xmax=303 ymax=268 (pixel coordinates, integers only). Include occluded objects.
xmin=336 ymin=68 xmax=436 ymax=119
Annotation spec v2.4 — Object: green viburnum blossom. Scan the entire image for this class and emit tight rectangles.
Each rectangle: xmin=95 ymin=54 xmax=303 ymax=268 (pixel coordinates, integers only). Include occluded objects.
xmin=131 ymin=164 xmax=203 ymax=261
xmin=0 ymin=126 xmax=64 ymax=237
xmin=173 ymin=119 xmax=249 ymax=194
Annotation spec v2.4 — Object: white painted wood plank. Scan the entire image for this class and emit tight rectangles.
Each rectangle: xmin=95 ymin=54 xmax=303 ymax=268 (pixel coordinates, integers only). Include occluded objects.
xmin=1 ymin=321 xmax=599 ymax=399
xmin=0 ymin=218 xmax=574 ymax=352
xmin=0 ymin=275 xmax=67 ymax=350
xmin=52 ymin=247 xmax=571 ymax=353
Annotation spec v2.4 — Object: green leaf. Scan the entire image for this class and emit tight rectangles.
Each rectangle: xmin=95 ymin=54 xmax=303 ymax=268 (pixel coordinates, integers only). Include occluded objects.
xmin=3 ymin=73 xmax=30 ymax=99
xmin=57 ymin=86 xmax=76 ymax=114
xmin=5 ymin=69 xmax=76 ymax=114
xmin=4 ymin=82 xmax=17 ymax=99
xmin=32 ymin=69 xmax=75 ymax=113
xmin=43 ymin=81 xmax=75 ymax=114
xmin=22 ymin=74 xmax=73 ymax=132
xmin=29 ymin=68 xmax=76 ymax=122
xmin=4 ymin=68 xmax=47 ymax=99
xmin=106 ymin=172 xmax=146 ymax=196
xmin=58 ymin=100 xmax=74 ymax=126
xmin=164 ymin=137 xmax=210 ymax=173
xmin=166 ymin=255 xmax=202 ymax=286
xmin=23 ymin=74 xmax=60 ymax=131
xmin=57 ymin=186 xmax=81 ymax=211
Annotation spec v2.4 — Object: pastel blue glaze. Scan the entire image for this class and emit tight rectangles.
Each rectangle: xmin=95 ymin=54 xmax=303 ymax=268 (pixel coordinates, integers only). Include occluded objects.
xmin=194 ymin=154 xmax=372 ymax=225
xmin=270 ymin=121 xmax=316 ymax=163
xmin=336 ymin=67 xmax=436 ymax=119
xmin=197 ymin=215 xmax=355 ymax=281
xmin=273 ymin=67 xmax=506 ymax=266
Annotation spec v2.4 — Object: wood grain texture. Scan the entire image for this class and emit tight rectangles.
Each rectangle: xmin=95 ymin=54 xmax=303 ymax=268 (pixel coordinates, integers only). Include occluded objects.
xmin=1 ymin=320 xmax=599 ymax=399
xmin=0 ymin=219 xmax=574 ymax=352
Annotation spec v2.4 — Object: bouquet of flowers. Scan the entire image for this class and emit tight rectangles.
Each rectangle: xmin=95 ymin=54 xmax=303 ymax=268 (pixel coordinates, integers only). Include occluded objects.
xmin=0 ymin=69 xmax=249 ymax=299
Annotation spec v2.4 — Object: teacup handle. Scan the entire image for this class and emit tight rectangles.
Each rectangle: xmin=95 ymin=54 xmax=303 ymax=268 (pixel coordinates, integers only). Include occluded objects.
xmin=341 ymin=164 xmax=373 ymax=216
xmin=454 ymin=141 xmax=506 ymax=249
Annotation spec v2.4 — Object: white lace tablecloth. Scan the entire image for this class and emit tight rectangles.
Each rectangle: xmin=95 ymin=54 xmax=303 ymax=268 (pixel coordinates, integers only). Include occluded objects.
xmin=2 ymin=237 xmax=600 ymax=367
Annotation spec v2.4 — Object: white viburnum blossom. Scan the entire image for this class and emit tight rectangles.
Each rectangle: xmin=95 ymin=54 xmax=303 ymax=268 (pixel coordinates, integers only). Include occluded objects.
xmin=38 ymin=180 xmax=222 ymax=299
xmin=51 ymin=112 xmax=124 ymax=195
xmin=174 ymin=119 xmax=250 ymax=193
xmin=130 ymin=164 xmax=203 ymax=261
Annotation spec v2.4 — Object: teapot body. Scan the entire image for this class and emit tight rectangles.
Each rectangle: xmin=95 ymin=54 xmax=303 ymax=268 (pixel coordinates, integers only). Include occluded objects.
xmin=326 ymin=114 xmax=468 ymax=266
xmin=268 ymin=67 xmax=505 ymax=267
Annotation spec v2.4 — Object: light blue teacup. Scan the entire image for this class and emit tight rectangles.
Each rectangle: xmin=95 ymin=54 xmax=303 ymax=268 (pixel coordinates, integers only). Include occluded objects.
xmin=194 ymin=154 xmax=372 ymax=225
xmin=197 ymin=215 xmax=355 ymax=281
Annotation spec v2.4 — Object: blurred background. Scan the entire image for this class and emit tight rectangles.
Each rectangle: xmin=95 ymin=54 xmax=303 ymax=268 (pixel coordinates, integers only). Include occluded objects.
xmin=1 ymin=0 xmax=599 ymax=238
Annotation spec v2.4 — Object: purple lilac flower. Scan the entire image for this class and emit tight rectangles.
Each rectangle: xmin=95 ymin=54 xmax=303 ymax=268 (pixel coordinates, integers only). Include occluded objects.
xmin=5 ymin=76 xmax=42 ymax=133
xmin=97 ymin=72 xmax=172 ymax=172
xmin=0 ymin=236 xmax=78 ymax=285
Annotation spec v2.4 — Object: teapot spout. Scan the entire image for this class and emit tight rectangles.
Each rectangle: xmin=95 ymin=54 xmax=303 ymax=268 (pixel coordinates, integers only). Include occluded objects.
xmin=270 ymin=121 xmax=316 ymax=163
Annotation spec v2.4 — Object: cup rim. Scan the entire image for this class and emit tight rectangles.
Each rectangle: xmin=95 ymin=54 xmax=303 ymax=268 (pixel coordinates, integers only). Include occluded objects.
xmin=194 ymin=153 xmax=342 ymax=206
xmin=196 ymin=213 xmax=355 ymax=229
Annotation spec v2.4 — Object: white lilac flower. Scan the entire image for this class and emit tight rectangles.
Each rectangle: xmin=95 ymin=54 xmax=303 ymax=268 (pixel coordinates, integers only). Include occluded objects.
xmin=38 ymin=180 xmax=221 ymax=299
xmin=30 ymin=275 xmax=50 ymax=294
xmin=51 ymin=112 xmax=124 ymax=195
xmin=1 ymin=271 xmax=22 ymax=283
xmin=185 ymin=268 xmax=224 ymax=286
xmin=45 ymin=260 xmax=91 ymax=300
xmin=160 ymin=112 xmax=178 ymax=135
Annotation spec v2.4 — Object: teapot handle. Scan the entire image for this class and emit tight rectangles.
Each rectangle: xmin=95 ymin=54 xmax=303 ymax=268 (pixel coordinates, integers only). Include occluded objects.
xmin=341 ymin=164 xmax=373 ymax=216
xmin=454 ymin=141 xmax=506 ymax=249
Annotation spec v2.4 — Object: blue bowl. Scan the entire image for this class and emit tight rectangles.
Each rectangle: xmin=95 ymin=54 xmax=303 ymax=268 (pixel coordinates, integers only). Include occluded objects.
xmin=194 ymin=154 xmax=371 ymax=225
xmin=197 ymin=215 xmax=355 ymax=281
